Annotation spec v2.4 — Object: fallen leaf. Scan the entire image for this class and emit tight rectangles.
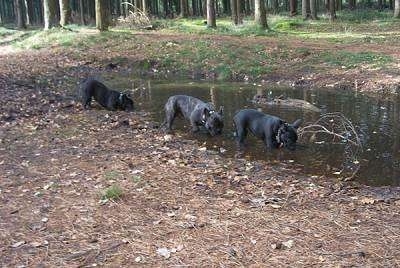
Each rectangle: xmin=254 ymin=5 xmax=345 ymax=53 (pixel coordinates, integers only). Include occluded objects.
xmin=11 ymin=241 xmax=26 ymax=248
xmin=156 ymin=247 xmax=171 ymax=259
xmin=282 ymin=239 xmax=294 ymax=249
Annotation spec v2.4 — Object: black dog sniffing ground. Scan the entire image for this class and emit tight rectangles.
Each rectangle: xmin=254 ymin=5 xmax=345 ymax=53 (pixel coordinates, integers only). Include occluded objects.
xmin=163 ymin=95 xmax=224 ymax=136
xmin=233 ymin=109 xmax=302 ymax=150
xmin=80 ymin=78 xmax=134 ymax=111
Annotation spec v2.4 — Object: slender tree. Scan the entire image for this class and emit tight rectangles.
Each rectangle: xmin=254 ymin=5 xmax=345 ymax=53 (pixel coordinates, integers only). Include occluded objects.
xmin=142 ymin=0 xmax=148 ymax=13
xmin=395 ymin=0 xmax=400 ymax=18
xmin=271 ymin=0 xmax=278 ymax=13
xmin=79 ymin=0 xmax=85 ymax=25
xmin=180 ymin=0 xmax=188 ymax=16
xmin=15 ymin=0 xmax=26 ymax=28
xmin=329 ymin=0 xmax=336 ymax=21
xmin=95 ymin=0 xmax=109 ymax=31
xmin=302 ymin=0 xmax=310 ymax=19
xmin=310 ymin=0 xmax=317 ymax=19
xmin=289 ymin=0 xmax=297 ymax=16
xmin=348 ymin=0 xmax=355 ymax=9
xmin=24 ymin=0 xmax=31 ymax=25
xmin=254 ymin=0 xmax=267 ymax=29
xmin=59 ymin=0 xmax=70 ymax=26
xmin=43 ymin=0 xmax=56 ymax=29
xmin=231 ymin=0 xmax=242 ymax=24
xmin=231 ymin=0 xmax=238 ymax=24
xmin=206 ymin=0 xmax=216 ymax=27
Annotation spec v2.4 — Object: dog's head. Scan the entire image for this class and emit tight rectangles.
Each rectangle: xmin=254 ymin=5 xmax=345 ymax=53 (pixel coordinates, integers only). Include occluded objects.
xmin=202 ymin=106 xmax=224 ymax=136
xmin=276 ymin=119 xmax=302 ymax=150
xmin=119 ymin=93 xmax=134 ymax=111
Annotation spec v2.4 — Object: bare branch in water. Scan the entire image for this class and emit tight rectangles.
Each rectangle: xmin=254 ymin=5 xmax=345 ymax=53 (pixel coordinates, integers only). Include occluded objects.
xmin=298 ymin=112 xmax=363 ymax=181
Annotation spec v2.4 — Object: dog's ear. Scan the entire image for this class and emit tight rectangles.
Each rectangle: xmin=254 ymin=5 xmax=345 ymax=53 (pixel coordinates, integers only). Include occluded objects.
xmin=219 ymin=106 xmax=224 ymax=115
xmin=201 ymin=107 xmax=210 ymax=121
xmin=202 ymin=107 xmax=211 ymax=119
xmin=291 ymin=119 xmax=302 ymax=129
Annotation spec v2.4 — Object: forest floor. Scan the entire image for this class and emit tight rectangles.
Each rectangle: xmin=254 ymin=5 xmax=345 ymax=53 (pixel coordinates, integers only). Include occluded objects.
xmin=1 ymin=18 xmax=400 ymax=266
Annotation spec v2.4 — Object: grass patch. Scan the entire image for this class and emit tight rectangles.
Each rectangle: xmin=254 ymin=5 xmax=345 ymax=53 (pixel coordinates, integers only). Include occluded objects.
xmin=319 ymin=51 xmax=392 ymax=68
xmin=104 ymin=170 xmax=122 ymax=180
xmin=0 ymin=26 xmax=18 ymax=37
xmin=102 ymin=184 xmax=123 ymax=200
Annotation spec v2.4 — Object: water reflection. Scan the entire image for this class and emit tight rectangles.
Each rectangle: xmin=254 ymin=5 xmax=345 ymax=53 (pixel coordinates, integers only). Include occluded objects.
xmin=108 ymin=77 xmax=400 ymax=186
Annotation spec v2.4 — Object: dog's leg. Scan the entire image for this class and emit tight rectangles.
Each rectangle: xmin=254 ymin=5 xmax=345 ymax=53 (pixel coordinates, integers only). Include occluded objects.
xmin=164 ymin=108 xmax=176 ymax=133
xmin=189 ymin=116 xmax=200 ymax=133
xmin=234 ymin=121 xmax=247 ymax=148
xmin=83 ymin=97 xmax=92 ymax=109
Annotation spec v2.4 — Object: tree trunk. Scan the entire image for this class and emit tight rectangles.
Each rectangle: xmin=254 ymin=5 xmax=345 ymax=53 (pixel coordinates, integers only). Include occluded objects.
xmin=289 ymin=0 xmax=297 ymax=16
xmin=15 ymin=0 xmax=26 ymax=28
xmin=236 ymin=0 xmax=242 ymax=23
xmin=231 ymin=0 xmax=238 ymax=24
xmin=206 ymin=0 xmax=216 ymax=27
xmin=96 ymin=0 xmax=109 ymax=31
xmin=192 ymin=0 xmax=197 ymax=15
xmin=79 ymin=0 xmax=85 ymax=24
xmin=24 ymin=0 xmax=30 ymax=25
xmin=395 ymin=0 xmax=400 ymax=17
xmin=329 ymin=0 xmax=335 ymax=21
xmin=142 ymin=0 xmax=148 ymax=13
xmin=348 ymin=0 xmax=355 ymax=9
xmin=43 ymin=0 xmax=51 ymax=29
xmin=244 ymin=0 xmax=250 ymax=15
xmin=59 ymin=0 xmax=69 ymax=26
xmin=335 ymin=0 xmax=341 ymax=10
xmin=310 ymin=0 xmax=317 ymax=19
xmin=302 ymin=0 xmax=310 ymax=19
xmin=271 ymin=0 xmax=278 ymax=13
xmin=180 ymin=0 xmax=188 ymax=16
xmin=254 ymin=0 xmax=267 ymax=29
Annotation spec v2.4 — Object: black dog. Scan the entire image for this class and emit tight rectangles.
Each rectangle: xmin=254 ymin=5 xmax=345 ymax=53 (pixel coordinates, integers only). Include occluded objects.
xmin=233 ymin=109 xmax=302 ymax=150
xmin=163 ymin=95 xmax=224 ymax=136
xmin=80 ymin=78 xmax=134 ymax=111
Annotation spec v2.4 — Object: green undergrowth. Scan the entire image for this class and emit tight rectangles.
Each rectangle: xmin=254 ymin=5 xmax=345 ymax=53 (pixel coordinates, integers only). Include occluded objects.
xmin=0 ymin=10 xmax=396 ymax=80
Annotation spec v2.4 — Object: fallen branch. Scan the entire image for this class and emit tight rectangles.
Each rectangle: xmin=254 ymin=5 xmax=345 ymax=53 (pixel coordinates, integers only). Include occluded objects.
xmin=298 ymin=112 xmax=363 ymax=180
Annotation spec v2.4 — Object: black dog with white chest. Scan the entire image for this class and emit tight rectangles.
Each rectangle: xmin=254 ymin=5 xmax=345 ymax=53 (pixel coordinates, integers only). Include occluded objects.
xmin=80 ymin=78 xmax=134 ymax=111
xmin=163 ymin=95 xmax=224 ymax=136
xmin=233 ymin=109 xmax=302 ymax=150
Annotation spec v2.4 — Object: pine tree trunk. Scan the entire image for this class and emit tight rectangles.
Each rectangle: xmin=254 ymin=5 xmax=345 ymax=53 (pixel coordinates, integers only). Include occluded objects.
xmin=59 ymin=0 xmax=69 ymax=26
xmin=15 ymin=0 xmax=26 ymax=28
xmin=180 ymin=0 xmax=188 ymax=16
xmin=272 ymin=0 xmax=278 ymax=13
xmin=302 ymin=0 xmax=310 ymax=19
xmin=23 ymin=0 xmax=30 ymax=25
xmin=254 ymin=0 xmax=267 ymax=29
xmin=96 ymin=0 xmax=109 ymax=31
xmin=310 ymin=0 xmax=317 ymax=19
xmin=244 ymin=0 xmax=250 ymax=15
xmin=329 ymin=0 xmax=336 ymax=21
xmin=231 ymin=0 xmax=238 ymax=24
xmin=236 ymin=0 xmax=242 ymax=23
xmin=79 ymin=0 xmax=85 ymax=24
xmin=348 ymin=0 xmax=355 ymax=9
xmin=43 ymin=0 xmax=51 ymax=29
xmin=395 ymin=0 xmax=400 ymax=17
xmin=206 ymin=0 xmax=216 ymax=27
xmin=142 ymin=0 xmax=147 ymax=13
xmin=289 ymin=0 xmax=297 ymax=16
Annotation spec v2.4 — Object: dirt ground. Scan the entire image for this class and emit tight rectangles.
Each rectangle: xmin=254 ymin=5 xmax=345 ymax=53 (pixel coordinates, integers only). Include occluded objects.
xmin=1 ymin=32 xmax=400 ymax=267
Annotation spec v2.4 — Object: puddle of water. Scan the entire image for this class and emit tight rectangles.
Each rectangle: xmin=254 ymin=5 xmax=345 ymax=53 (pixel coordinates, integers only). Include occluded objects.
xmin=106 ymin=76 xmax=400 ymax=186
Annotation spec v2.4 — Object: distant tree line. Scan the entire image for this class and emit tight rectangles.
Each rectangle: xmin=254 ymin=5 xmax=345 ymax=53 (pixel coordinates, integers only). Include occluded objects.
xmin=1 ymin=0 xmax=399 ymax=31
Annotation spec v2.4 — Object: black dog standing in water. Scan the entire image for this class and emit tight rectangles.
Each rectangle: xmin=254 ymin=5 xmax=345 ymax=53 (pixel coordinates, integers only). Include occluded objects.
xmin=233 ymin=109 xmax=302 ymax=150
xmin=80 ymin=78 xmax=134 ymax=111
xmin=163 ymin=95 xmax=224 ymax=136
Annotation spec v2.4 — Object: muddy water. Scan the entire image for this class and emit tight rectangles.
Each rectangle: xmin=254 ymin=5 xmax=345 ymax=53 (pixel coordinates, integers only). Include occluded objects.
xmin=108 ymin=77 xmax=400 ymax=186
